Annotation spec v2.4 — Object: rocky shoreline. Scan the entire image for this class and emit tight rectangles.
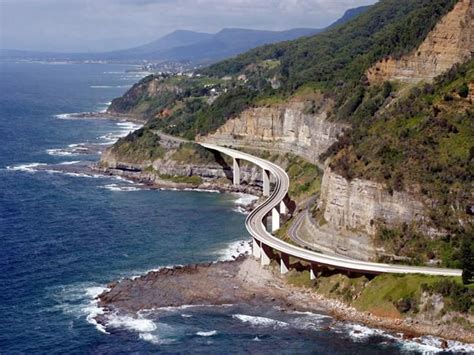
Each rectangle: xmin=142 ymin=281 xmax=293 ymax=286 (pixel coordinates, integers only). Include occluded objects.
xmin=96 ymin=256 xmax=474 ymax=346
xmin=67 ymin=111 xmax=146 ymax=124
xmin=93 ymin=164 xmax=264 ymax=197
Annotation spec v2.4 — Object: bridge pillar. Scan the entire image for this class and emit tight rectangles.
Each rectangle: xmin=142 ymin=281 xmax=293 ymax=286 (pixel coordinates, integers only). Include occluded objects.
xmin=280 ymin=200 xmax=287 ymax=215
xmin=280 ymin=253 xmax=290 ymax=274
xmin=260 ymin=243 xmax=271 ymax=266
xmin=233 ymin=158 xmax=241 ymax=186
xmin=262 ymin=169 xmax=270 ymax=196
xmin=271 ymin=207 xmax=280 ymax=232
xmin=252 ymin=238 xmax=261 ymax=259
xmin=310 ymin=264 xmax=318 ymax=280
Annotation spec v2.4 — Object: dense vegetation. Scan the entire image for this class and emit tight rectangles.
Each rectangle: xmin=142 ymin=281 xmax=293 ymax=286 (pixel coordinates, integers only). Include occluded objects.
xmin=109 ymin=0 xmax=457 ymax=141
xmin=324 ymin=60 xmax=473 ymax=268
xmin=107 ymin=0 xmax=471 ymax=271
xmin=201 ymin=0 xmax=457 ymax=100
xmin=286 ymin=270 xmax=473 ymax=320
xmin=110 ymin=128 xmax=165 ymax=163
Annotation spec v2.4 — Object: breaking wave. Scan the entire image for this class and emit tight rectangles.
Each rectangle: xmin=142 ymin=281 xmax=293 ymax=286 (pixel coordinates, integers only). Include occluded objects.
xmin=232 ymin=314 xmax=288 ymax=328
xmin=216 ymin=240 xmax=252 ymax=261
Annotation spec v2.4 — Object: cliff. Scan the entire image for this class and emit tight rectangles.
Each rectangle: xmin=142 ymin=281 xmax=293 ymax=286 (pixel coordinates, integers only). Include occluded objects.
xmin=102 ymin=0 xmax=472 ymax=268
xmin=367 ymin=0 xmax=473 ymax=84
xmin=203 ymin=95 xmax=346 ymax=165
xmin=319 ymin=167 xmax=427 ymax=237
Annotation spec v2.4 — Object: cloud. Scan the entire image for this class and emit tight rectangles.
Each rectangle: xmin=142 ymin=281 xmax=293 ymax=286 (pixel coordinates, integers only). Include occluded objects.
xmin=0 ymin=0 xmax=378 ymax=52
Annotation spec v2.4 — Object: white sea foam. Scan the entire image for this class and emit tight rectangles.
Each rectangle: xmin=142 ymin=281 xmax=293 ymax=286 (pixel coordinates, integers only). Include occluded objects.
xmin=50 ymin=283 xmax=109 ymax=334
xmin=339 ymin=323 xmax=474 ymax=353
xmin=55 ymin=112 xmax=81 ymax=120
xmin=105 ymin=312 xmax=177 ymax=345
xmin=233 ymin=193 xmax=258 ymax=214
xmin=217 ymin=240 xmax=252 ymax=261
xmin=46 ymin=148 xmax=79 ymax=156
xmin=96 ymin=121 xmax=142 ymax=145
xmin=232 ymin=314 xmax=288 ymax=328
xmin=183 ymin=188 xmax=220 ymax=193
xmin=344 ymin=323 xmax=388 ymax=341
xmin=401 ymin=335 xmax=474 ymax=353
xmin=196 ymin=330 xmax=217 ymax=337
xmin=84 ymin=286 xmax=110 ymax=334
xmin=59 ymin=161 xmax=81 ymax=165
xmin=107 ymin=314 xmax=157 ymax=332
xmin=6 ymin=162 xmax=47 ymax=172
xmin=286 ymin=311 xmax=332 ymax=331
xmin=100 ymin=184 xmax=141 ymax=192
xmin=234 ymin=193 xmax=259 ymax=206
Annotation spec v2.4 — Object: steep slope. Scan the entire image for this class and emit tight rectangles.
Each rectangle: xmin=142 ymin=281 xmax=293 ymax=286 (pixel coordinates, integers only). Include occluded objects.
xmin=320 ymin=60 xmax=473 ymax=266
xmin=367 ymin=0 xmax=473 ymax=84
xmin=326 ymin=5 xmax=372 ymax=29
xmin=104 ymin=0 xmax=472 ymax=269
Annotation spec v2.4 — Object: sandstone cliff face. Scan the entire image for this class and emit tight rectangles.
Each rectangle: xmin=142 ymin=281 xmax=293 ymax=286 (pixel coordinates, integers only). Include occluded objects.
xmin=100 ymin=147 xmax=264 ymax=187
xmin=319 ymin=167 xmax=427 ymax=236
xmin=367 ymin=0 xmax=473 ymax=85
xmin=203 ymin=97 xmax=346 ymax=165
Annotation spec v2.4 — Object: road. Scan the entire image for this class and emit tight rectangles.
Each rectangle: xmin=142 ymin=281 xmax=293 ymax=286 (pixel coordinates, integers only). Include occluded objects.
xmin=200 ymin=142 xmax=462 ymax=277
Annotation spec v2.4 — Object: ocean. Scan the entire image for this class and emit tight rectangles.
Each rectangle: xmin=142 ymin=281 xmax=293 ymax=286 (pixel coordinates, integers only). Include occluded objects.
xmin=0 ymin=61 xmax=469 ymax=354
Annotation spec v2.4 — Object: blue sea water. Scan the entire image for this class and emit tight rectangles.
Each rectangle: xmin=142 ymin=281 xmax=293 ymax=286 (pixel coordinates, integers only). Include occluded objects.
xmin=0 ymin=62 xmax=469 ymax=354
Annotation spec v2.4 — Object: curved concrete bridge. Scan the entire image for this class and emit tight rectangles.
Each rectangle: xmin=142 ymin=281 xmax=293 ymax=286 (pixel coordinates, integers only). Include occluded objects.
xmin=200 ymin=143 xmax=462 ymax=278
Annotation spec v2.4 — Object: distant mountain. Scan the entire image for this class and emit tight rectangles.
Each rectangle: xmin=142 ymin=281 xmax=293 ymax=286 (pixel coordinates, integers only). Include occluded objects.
xmin=141 ymin=28 xmax=321 ymax=63
xmin=109 ymin=30 xmax=213 ymax=56
xmin=0 ymin=5 xmax=371 ymax=64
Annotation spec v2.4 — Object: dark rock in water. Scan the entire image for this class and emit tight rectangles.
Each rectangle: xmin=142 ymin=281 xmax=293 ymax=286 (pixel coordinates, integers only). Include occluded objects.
xmin=98 ymin=257 xmax=287 ymax=314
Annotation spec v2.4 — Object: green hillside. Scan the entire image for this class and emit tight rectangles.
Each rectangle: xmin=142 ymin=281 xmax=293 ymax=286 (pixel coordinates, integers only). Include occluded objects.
xmin=109 ymin=0 xmax=457 ymax=140
xmin=107 ymin=0 xmax=472 ymax=269
xmin=325 ymin=60 xmax=473 ymax=267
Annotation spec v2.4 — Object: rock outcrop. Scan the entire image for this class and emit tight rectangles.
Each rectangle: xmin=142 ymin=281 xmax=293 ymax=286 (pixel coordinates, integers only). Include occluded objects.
xmin=100 ymin=144 xmax=265 ymax=191
xmin=203 ymin=96 xmax=346 ymax=165
xmin=319 ymin=167 xmax=427 ymax=236
xmin=367 ymin=0 xmax=473 ymax=85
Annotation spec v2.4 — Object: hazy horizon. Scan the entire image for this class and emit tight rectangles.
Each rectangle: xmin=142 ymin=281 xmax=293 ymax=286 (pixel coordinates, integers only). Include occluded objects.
xmin=0 ymin=0 xmax=377 ymax=53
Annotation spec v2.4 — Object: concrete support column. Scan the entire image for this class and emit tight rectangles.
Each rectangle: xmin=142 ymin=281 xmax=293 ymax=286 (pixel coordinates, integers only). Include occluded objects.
xmin=271 ymin=207 xmax=280 ymax=232
xmin=260 ymin=243 xmax=271 ymax=266
xmin=262 ymin=169 xmax=270 ymax=197
xmin=280 ymin=200 xmax=287 ymax=215
xmin=233 ymin=158 xmax=241 ymax=186
xmin=252 ymin=238 xmax=261 ymax=259
xmin=280 ymin=253 xmax=290 ymax=274
xmin=310 ymin=264 xmax=318 ymax=280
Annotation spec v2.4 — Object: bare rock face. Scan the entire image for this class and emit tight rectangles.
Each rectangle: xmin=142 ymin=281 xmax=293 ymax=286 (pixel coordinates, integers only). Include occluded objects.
xmin=367 ymin=0 xmax=473 ymax=85
xmin=203 ymin=97 xmax=346 ymax=165
xmin=319 ymin=167 xmax=426 ymax=236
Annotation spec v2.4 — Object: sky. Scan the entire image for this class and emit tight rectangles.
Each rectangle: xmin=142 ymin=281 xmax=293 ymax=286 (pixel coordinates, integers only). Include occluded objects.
xmin=0 ymin=0 xmax=378 ymax=52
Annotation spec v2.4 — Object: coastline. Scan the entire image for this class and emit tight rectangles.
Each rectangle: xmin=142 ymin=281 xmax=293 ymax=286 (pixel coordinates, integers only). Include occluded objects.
xmin=45 ymin=111 xmax=473 ymax=348
xmin=93 ymin=164 xmax=263 ymax=197
xmin=58 ymin=111 xmax=147 ymax=124
xmin=96 ymin=256 xmax=474 ymax=347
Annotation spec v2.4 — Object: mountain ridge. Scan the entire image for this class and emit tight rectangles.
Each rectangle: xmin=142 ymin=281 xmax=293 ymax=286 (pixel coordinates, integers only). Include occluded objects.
xmin=0 ymin=5 xmax=371 ymax=64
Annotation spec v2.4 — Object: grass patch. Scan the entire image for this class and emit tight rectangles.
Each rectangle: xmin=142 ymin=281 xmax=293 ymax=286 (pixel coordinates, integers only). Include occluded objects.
xmin=159 ymin=174 xmax=203 ymax=185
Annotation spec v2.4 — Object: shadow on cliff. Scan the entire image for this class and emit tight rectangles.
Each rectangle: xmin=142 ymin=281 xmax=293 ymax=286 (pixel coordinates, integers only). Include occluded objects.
xmin=210 ymin=150 xmax=233 ymax=181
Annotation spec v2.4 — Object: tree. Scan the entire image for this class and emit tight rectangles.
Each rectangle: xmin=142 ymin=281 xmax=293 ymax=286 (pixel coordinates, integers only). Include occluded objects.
xmin=457 ymin=82 xmax=469 ymax=98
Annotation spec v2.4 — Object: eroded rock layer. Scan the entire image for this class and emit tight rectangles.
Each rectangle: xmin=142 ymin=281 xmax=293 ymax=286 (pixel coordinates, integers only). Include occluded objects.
xmin=203 ymin=97 xmax=346 ymax=165
xmin=367 ymin=0 xmax=473 ymax=84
